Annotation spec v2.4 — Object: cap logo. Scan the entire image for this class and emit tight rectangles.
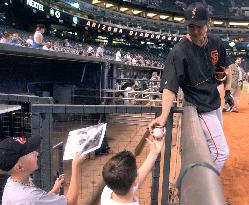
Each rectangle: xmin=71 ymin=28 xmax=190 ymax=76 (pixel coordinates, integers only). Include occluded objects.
xmin=192 ymin=8 xmax=197 ymax=18
xmin=14 ymin=137 xmax=26 ymax=145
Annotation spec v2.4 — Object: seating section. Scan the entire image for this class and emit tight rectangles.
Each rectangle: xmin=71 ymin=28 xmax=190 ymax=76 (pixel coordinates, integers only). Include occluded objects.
xmin=0 ymin=25 xmax=167 ymax=68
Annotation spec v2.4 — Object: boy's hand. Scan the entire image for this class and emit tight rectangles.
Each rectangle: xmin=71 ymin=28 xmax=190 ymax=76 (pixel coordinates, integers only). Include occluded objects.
xmin=72 ymin=152 xmax=86 ymax=167
xmin=50 ymin=174 xmax=65 ymax=195
xmin=146 ymin=136 xmax=165 ymax=156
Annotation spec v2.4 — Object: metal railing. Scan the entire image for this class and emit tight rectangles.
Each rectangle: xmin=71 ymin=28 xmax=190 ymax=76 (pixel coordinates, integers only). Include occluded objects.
xmin=31 ymin=104 xmax=182 ymax=205
xmin=52 ymin=141 xmax=64 ymax=195
xmin=176 ymin=105 xmax=225 ymax=205
xmin=0 ymin=93 xmax=54 ymax=204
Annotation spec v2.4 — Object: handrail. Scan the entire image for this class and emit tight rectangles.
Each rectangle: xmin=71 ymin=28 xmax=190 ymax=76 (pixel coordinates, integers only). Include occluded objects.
xmin=177 ymin=105 xmax=225 ymax=205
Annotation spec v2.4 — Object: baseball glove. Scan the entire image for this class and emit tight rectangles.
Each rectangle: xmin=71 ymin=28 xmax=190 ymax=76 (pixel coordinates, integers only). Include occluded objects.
xmin=215 ymin=66 xmax=227 ymax=85
xmin=224 ymin=90 xmax=234 ymax=108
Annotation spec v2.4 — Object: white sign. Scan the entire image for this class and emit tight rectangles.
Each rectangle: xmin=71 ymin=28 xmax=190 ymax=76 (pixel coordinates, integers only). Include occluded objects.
xmin=50 ymin=8 xmax=60 ymax=19
xmin=26 ymin=0 xmax=44 ymax=12
xmin=55 ymin=10 xmax=61 ymax=18
xmin=63 ymin=123 xmax=107 ymax=160
xmin=50 ymin=8 xmax=54 ymax=16
xmin=73 ymin=16 xmax=78 ymax=25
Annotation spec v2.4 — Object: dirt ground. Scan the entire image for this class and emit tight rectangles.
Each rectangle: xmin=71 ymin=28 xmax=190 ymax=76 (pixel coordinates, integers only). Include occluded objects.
xmin=221 ymin=84 xmax=249 ymax=205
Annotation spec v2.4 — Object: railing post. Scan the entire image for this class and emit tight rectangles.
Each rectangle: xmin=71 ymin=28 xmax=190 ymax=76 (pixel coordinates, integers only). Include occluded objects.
xmin=58 ymin=143 xmax=64 ymax=195
xmin=39 ymin=113 xmax=53 ymax=191
xmin=31 ymin=113 xmax=42 ymax=187
xmin=151 ymin=112 xmax=161 ymax=205
xmin=161 ymin=110 xmax=174 ymax=205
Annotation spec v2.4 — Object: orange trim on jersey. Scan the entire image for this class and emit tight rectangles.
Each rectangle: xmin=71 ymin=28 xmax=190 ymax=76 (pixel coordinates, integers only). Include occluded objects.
xmin=199 ymin=114 xmax=219 ymax=162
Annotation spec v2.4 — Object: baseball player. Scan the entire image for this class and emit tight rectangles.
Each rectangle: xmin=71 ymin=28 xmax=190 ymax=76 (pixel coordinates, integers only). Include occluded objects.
xmin=148 ymin=2 xmax=233 ymax=172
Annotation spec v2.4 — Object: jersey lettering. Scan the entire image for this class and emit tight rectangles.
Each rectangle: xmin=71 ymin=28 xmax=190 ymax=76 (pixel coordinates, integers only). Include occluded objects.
xmin=211 ymin=50 xmax=219 ymax=65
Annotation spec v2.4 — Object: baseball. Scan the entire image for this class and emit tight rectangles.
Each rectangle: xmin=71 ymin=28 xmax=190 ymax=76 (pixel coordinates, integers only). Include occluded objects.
xmin=152 ymin=127 xmax=165 ymax=139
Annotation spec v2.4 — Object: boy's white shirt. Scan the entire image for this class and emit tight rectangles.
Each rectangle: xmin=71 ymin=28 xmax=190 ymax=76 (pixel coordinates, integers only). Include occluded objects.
xmin=101 ymin=186 xmax=139 ymax=205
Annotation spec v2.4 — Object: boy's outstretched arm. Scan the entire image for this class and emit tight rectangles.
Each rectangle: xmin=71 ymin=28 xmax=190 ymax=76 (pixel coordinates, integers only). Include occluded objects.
xmin=137 ymin=136 xmax=164 ymax=187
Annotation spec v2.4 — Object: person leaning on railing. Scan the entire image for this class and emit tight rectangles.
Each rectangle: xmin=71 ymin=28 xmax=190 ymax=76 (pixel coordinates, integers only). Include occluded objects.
xmin=0 ymin=136 xmax=86 ymax=205
xmin=149 ymin=2 xmax=232 ymax=173
xmin=32 ymin=24 xmax=45 ymax=49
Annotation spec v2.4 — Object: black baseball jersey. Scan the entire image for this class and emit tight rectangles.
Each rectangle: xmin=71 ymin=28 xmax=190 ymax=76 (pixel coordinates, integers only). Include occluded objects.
xmin=160 ymin=33 xmax=230 ymax=113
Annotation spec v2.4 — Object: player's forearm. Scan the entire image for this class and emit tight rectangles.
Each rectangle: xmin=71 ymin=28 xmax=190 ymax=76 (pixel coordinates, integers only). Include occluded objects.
xmin=66 ymin=164 xmax=80 ymax=205
xmin=137 ymin=152 xmax=159 ymax=187
xmin=224 ymin=67 xmax=232 ymax=91
xmin=160 ymin=89 xmax=176 ymax=121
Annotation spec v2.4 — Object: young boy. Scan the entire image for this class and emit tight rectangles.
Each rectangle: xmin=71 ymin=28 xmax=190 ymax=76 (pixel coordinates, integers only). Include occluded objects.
xmin=0 ymin=136 xmax=85 ymax=205
xmin=101 ymin=133 xmax=164 ymax=205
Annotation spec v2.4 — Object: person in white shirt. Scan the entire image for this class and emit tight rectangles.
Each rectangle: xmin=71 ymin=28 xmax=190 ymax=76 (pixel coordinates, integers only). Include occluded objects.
xmin=96 ymin=43 xmax=104 ymax=58
xmin=33 ymin=24 xmax=45 ymax=49
xmin=0 ymin=136 xmax=86 ymax=205
xmin=63 ymin=39 xmax=70 ymax=47
xmin=86 ymin=46 xmax=94 ymax=56
xmin=123 ymin=80 xmax=136 ymax=105
xmin=0 ymin=32 xmax=10 ymax=44
xmin=26 ymin=35 xmax=33 ymax=47
xmin=101 ymin=132 xmax=164 ymax=205
xmin=115 ymin=49 xmax=122 ymax=61
xmin=42 ymin=41 xmax=53 ymax=50
xmin=132 ymin=57 xmax=137 ymax=65
xmin=124 ymin=52 xmax=132 ymax=64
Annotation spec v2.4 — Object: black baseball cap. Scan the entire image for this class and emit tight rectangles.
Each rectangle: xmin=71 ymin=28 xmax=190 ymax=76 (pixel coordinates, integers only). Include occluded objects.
xmin=0 ymin=136 xmax=41 ymax=171
xmin=184 ymin=2 xmax=209 ymax=27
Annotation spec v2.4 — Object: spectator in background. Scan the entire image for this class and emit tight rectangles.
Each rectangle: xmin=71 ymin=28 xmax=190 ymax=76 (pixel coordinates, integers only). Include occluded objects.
xmin=96 ymin=43 xmax=104 ymax=58
xmin=115 ymin=49 xmax=122 ymax=61
xmin=132 ymin=56 xmax=137 ymax=65
xmin=26 ymin=35 xmax=33 ymax=47
xmin=228 ymin=57 xmax=244 ymax=112
xmin=42 ymin=40 xmax=52 ymax=51
xmin=124 ymin=80 xmax=136 ymax=105
xmin=101 ymin=134 xmax=164 ymax=205
xmin=124 ymin=52 xmax=132 ymax=64
xmin=0 ymin=136 xmax=86 ymax=205
xmin=149 ymin=72 xmax=160 ymax=89
xmin=33 ymin=24 xmax=45 ymax=49
xmin=63 ymin=39 xmax=70 ymax=47
xmin=9 ymin=33 xmax=20 ymax=46
xmin=52 ymin=40 xmax=60 ymax=51
xmin=0 ymin=31 xmax=11 ymax=44
xmin=86 ymin=45 xmax=94 ymax=56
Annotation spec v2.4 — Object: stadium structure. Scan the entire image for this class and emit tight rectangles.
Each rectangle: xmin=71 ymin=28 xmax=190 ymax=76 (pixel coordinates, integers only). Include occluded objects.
xmin=0 ymin=0 xmax=249 ymax=204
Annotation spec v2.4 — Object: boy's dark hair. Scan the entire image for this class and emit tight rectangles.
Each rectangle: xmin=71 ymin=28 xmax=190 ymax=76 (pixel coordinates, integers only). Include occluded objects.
xmin=102 ymin=150 xmax=137 ymax=195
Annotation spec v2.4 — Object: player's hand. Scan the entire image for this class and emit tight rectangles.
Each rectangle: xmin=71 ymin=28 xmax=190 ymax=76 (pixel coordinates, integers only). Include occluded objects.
xmin=146 ymin=136 xmax=165 ymax=156
xmin=72 ymin=152 xmax=86 ymax=167
xmin=50 ymin=174 xmax=65 ymax=195
xmin=148 ymin=115 xmax=166 ymax=132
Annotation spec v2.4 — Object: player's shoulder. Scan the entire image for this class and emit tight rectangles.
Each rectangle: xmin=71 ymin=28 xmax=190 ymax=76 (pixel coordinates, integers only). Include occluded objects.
xmin=168 ymin=37 xmax=188 ymax=56
xmin=174 ymin=37 xmax=188 ymax=49
xmin=207 ymin=33 xmax=222 ymax=44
